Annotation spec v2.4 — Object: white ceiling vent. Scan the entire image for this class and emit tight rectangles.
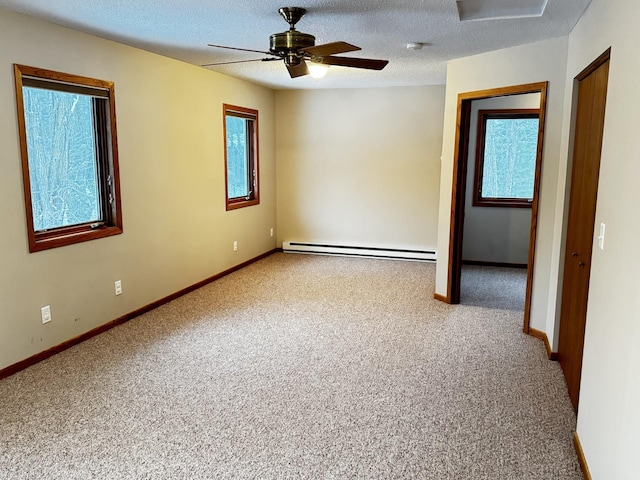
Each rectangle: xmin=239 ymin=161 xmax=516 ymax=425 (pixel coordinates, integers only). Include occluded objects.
xmin=456 ymin=0 xmax=549 ymax=21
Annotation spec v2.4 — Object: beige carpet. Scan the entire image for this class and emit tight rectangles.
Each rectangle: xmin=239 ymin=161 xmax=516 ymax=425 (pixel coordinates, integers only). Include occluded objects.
xmin=0 ymin=253 xmax=582 ymax=479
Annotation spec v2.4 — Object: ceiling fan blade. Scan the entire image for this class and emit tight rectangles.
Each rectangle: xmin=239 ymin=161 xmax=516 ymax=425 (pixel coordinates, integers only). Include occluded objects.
xmin=301 ymin=41 xmax=361 ymax=57
xmin=202 ymin=58 xmax=280 ymax=67
xmin=319 ymin=56 xmax=389 ymax=70
xmin=286 ymin=60 xmax=309 ymax=78
xmin=207 ymin=44 xmax=273 ymax=56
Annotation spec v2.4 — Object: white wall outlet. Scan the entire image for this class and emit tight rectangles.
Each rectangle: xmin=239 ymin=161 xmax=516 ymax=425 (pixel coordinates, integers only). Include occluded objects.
xmin=115 ymin=280 xmax=122 ymax=296
xmin=233 ymin=240 xmax=238 ymax=252
xmin=270 ymin=228 xmax=274 ymax=238
xmin=41 ymin=305 xmax=51 ymax=324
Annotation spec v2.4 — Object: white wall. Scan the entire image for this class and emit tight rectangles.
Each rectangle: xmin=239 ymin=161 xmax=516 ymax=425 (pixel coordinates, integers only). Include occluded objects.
xmin=276 ymin=86 xmax=445 ymax=251
xmin=462 ymin=94 xmax=539 ymax=265
xmin=560 ymin=0 xmax=640 ymax=478
xmin=0 ymin=8 xmax=277 ymax=370
xmin=436 ymin=36 xmax=569 ymax=333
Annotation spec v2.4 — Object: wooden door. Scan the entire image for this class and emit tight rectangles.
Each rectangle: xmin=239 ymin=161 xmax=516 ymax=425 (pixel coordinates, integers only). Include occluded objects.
xmin=558 ymin=50 xmax=610 ymax=412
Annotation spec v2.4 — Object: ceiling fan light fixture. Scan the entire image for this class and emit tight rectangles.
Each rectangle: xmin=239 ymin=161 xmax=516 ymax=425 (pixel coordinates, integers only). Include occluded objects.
xmin=308 ymin=62 xmax=329 ymax=79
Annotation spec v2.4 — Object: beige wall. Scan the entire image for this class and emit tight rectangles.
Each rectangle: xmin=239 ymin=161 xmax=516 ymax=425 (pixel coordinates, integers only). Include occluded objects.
xmin=275 ymin=86 xmax=445 ymax=251
xmin=436 ymin=36 xmax=569 ymax=332
xmin=562 ymin=0 xmax=640 ymax=478
xmin=0 ymin=9 xmax=277 ymax=370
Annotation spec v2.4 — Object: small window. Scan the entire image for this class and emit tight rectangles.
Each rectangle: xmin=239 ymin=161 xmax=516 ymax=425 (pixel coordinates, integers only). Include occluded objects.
xmin=473 ymin=109 xmax=539 ymax=208
xmin=14 ymin=65 xmax=123 ymax=252
xmin=223 ymin=104 xmax=259 ymax=210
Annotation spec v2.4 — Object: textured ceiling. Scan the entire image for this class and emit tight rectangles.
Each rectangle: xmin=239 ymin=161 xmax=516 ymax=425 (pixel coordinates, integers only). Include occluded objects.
xmin=0 ymin=0 xmax=591 ymax=90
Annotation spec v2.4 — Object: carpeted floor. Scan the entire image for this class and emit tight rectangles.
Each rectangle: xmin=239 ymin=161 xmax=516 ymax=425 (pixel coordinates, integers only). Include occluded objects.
xmin=0 ymin=253 xmax=582 ymax=479
xmin=460 ymin=265 xmax=527 ymax=311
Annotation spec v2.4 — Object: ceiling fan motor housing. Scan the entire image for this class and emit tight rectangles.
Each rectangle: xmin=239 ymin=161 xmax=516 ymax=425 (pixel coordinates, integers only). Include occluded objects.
xmin=269 ymin=30 xmax=315 ymax=60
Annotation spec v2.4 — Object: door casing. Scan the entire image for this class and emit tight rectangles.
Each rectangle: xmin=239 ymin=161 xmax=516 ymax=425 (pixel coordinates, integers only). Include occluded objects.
xmin=439 ymin=82 xmax=548 ymax=335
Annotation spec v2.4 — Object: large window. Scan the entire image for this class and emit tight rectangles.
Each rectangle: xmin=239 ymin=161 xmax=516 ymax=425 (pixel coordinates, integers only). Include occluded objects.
xmin=473 ymin=109 xmax=539 ymax=208
xmin=14 ymin=65 xmax=122 ymax=252
xmin=223 ymin=104 xmax=259 ymax=210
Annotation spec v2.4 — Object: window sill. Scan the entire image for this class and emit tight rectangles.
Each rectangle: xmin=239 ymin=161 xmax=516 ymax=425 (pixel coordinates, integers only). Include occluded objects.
xmin=30 ymin=226 xmax=123 ymax=253
xmin=472 ymin=199 xmax=533 ymax=208
xmin=226 ymin=198 xmax=259 ymax=211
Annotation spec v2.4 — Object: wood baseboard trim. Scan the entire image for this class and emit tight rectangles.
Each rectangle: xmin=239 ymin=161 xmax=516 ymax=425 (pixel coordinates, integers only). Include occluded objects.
xmin=573 ymin=432 xmax=592 ymax=480
xmin=0 ymin=249 xmax=279 ymax=381
xmin=528 ymin=327 xmax=558 ymax=360
xmin=462 ymin=260 xmax=528 ymax=269
xmin=433 ymin=293 xmax=450 ymax=303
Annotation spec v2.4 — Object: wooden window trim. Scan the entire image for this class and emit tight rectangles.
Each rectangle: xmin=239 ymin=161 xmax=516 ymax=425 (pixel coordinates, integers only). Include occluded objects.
xmin=473 ymin=108 xmax=539 ymax=208
xmin=14 ymin=64 xmax=123 ymax=252
xmin=223 ymin=104 xmax=260 ymax=211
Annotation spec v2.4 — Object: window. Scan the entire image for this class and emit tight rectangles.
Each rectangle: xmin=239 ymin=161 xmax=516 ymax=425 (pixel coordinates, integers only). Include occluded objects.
xmin=223 ymin=104 xmax=259 ymax=210
xmin=14 ymin=65 xmax=123 ymax=252
xmin=473 ymin=109 xmax=539 ymax=208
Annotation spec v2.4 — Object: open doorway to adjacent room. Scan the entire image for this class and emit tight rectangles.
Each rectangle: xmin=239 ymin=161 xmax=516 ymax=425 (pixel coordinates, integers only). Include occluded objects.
xmin=445 ymin=82 xmax=548 ymax=332
xmin=459 ymin=95 xmax=540 ymax=312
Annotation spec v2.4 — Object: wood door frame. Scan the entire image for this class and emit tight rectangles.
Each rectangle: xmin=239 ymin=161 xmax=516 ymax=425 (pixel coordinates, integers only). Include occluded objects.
xmin=440 ymin=82 xmax=548 ymax=335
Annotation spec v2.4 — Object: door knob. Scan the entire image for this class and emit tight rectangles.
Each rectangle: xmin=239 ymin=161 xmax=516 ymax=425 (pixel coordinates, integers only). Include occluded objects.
xmin=579 ymin=261 xmax=585 ymax=268
xmin=572 ymin=252 xmax=578 ymax=258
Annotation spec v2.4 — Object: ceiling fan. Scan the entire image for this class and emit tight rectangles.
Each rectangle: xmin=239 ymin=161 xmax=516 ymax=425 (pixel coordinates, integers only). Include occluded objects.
xmin=203 ymin=6 xmax=389 ymax=78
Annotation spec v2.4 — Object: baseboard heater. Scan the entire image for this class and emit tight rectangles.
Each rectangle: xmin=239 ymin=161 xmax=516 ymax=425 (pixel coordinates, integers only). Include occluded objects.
xmin=282 ymin=241 xmax=436 ymax=262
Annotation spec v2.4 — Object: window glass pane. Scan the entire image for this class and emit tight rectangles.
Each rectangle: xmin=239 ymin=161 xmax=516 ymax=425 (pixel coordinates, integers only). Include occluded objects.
xmin=225 ymin=115 xmax=250 ymax=198
xmin=23 ymin=87 xmax=100 ymax=231
xmin=481 ymin=117 xmax=538 ymax=199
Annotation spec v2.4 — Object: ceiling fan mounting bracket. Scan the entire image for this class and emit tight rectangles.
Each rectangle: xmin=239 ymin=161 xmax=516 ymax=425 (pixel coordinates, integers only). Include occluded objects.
xmin=278 ymin=7 xmax=307 ymax=29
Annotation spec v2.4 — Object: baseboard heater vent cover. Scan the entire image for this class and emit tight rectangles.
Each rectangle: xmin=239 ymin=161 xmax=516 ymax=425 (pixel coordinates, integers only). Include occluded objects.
xmin=282 ymin=241 xmax=436 ymax=262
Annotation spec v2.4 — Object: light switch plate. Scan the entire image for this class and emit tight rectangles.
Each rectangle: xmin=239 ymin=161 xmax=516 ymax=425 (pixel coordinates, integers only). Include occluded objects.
xmin=598 ymin=223 xmax=606 ymax=250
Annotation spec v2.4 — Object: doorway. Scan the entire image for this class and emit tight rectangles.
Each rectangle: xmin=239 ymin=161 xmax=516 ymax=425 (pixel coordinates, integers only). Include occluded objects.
xmin=441 ymin=82 xmax=548 ymax=333
xmin=459 ymin=96 xmax=540 ymax=311
xmin=558 ymin=49 xmax=611 ymax=412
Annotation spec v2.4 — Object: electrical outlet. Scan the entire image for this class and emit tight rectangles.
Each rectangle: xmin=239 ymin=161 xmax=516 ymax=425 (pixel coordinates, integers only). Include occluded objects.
xmin=270 ymin=228 xmax=274 ymax=238
xmin=115 ymin=280 xmax=122 ymax=296
xmin=41 ymin=305 xmax=51 ymax=324
xmin=233 ymin=241 xmax=238 ymax=252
